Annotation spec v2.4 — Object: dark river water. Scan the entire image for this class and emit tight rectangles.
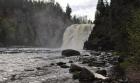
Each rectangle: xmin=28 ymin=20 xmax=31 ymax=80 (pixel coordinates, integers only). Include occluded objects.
xmin=0 ymin=48 xmax=126 ymax=83
xmin=0 ymin=48 xmax=87 ymax=83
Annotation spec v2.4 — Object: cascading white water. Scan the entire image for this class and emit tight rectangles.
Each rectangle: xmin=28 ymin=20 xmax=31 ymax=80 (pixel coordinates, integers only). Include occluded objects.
xmin=62 ymin=24 xmax=94 ymax=50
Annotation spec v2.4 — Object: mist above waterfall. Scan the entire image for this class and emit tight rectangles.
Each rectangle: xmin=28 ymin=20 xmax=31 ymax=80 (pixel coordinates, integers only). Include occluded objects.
xmin=62 ymin=24 xmax=94 ymax=50
xmin=34 ymin=9 xmax=72 ymax=48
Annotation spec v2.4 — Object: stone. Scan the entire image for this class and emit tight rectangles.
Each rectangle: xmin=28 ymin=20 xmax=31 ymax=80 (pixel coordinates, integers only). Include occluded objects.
xmin=62 ymin=49 xmax=80 ymax=57
xmin=96 ymin=70 xmax=107 ymax=76
xmin=82 ymin=57 xmax=96 ymax=64
xmin=83 ymin=54 xmax=90 ymax=56
xmin=79 ymin=67 xmax=95 ymax=81
xmin=56 ymin=62 xmax=66 ymax=66
xmin=69 ymin=63 xmax=83 ymax=72
xmin=36 ymin=67 xmax=42 ymax=70
xmin=50 ymin=63 xmax=55 ymax=66
xmin=10 ymin=74 xmax=16 ymax=81
xmin=88 ymin=61 xmax=105 ymax=67
xmin=72 ymin=72 xmax=80 ymax=80
xmin=24 ymin=68 xmax=34 ymax=71
xmin=60 ymin=64 xmax=69 ymax=68
xmin=69 ymin=61 xmax=73 ymax=63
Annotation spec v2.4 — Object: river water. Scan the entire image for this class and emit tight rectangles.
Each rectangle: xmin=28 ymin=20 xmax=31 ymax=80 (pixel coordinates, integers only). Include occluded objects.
xmin=0 ymin=48 xmax=126 ymax=83
xmin=0 ymin=48 xmax=87 ymax=83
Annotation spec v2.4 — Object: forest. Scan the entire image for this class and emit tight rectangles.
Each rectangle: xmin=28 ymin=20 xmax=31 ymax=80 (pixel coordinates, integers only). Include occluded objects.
xmin=0 ymin=0 xmax=90 ymax=47
xmin=85 ymin=0 xmax=140 ymax=81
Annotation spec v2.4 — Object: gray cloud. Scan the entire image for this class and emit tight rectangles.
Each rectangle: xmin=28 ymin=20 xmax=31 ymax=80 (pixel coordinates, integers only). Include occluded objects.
xmin=54 ymin=0 xmax=98 ymax=20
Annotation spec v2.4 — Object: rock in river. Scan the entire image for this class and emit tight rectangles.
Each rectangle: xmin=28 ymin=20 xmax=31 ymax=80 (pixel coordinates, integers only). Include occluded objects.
xmin=62 ymin=49 xmax=80 ymax=57
xmin=79 ymin=67 xmax=95 ymax=81
xmin=69 ymin=63 xmax=83 ymax=72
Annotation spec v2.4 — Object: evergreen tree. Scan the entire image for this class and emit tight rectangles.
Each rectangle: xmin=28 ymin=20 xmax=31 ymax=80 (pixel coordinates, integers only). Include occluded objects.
xmin=84 ymin=0 xmax=112 ymax=50
xmin=66 ymin=4 xmax=72 ymax=19
xmin=0 ymin=0 xmax=73 ymax=46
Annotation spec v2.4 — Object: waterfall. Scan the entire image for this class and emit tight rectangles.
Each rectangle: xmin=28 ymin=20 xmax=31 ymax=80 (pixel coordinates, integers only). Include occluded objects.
xmin=62 ymin=24 xmax=94 ymax=50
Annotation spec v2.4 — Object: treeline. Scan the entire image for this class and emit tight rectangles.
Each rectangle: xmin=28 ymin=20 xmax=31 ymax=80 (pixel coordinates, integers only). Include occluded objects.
xmin=0 ymin=0 xmax=83 ymax=47
xmin=85 ymin=0 xmax=140 ymax=66
xmin=0 ymin=0 xmax=93 ymax=47
xmin=0 ymin=0 xmax=46 ymax=46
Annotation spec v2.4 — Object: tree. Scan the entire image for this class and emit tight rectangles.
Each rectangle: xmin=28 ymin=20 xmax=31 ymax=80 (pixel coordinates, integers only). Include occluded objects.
xmin=84 ymin=0 xmax=112 ymax=50
xmin=66 ymin=4 xmax=72 ymax=19
xmin=0 ymin=0 xmax=73 ymax=46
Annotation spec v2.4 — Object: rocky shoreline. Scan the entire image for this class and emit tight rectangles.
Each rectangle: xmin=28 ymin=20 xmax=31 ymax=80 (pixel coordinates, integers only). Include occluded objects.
xmin=62 ymin=49 xmax=128 ymax=83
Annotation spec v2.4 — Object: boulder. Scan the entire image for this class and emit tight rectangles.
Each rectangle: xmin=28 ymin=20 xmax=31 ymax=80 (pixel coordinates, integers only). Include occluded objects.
xmin=62 ymin=49 xmax=80 ymax=57
xmin=70 ymin=63 xmax=108 ymax=81
xmin=96 ymin=70 xmax=107 ymax=76
xmin=79 ymin=67 xmax=95 ymax=81
xmin=69 ymin=63 xmax=83 ymax=72
xmin=72 ymin=72 xmax=81 ymax=80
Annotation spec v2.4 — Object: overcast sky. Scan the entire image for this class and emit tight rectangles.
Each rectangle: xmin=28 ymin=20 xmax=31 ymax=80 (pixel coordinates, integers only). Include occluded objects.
xmin=54 ymin=0 xmax=98 ymax=20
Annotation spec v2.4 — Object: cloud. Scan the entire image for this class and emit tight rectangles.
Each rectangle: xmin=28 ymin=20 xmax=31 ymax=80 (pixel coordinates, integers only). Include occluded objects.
xmin=43 ymin=0 xmax=98 ymax=20
xmin=54 ymin=0 xmax=98 ymax=20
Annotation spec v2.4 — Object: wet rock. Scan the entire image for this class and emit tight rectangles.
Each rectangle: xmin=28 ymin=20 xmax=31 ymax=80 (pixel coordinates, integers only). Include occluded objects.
xmin=62 ymin=49 xmax=80 ymax=57
xmin=24 ymin=68 xmax=35 ymax=71
xmin=96 ymin=70 xmax=107 ymax=76
xmin=10 ymin=74 xmax=16 ymax=81
xmin=9 ymin=74 xmax=22 ymax=81
xmin=88 ymin=61 xmax=105 ymax=67
xmin=56 ymin=62 xmax=69 ymax=68
xmin=50 ymin=63 xmax=55 ymax=66
xmin=118 ymin=56 xmax=125 ymax=63
xmin=79 ymin=67 xmax=95 ymax=81
xmin=82 ymin=57 xmax=96 ymax=64
xmin=69 ymin=61 xmax=73 ymax=63
xmin=103 ymin=78 xmax=113 ymax=83
xmin=72 ymin=72 xmax=80 ymax=80
xmin=83 ymin=54 xmax=90 ymax=56
xmin=36 ymin=67 xmax=44 ymax=70
xmin=90 ymin=51 xmax=101 ymax=56
xmin=60 ymin=64 xmax=69 ymax=68
xmin=82 ymin=60 xmax=89 ymax=64
xmin=56 ymin=62 xmax=66 ymax=66
xmin=108 ymin=57 xmax=119 ymax=65
xmin=69 ymin=63 xmax=83 ymax=72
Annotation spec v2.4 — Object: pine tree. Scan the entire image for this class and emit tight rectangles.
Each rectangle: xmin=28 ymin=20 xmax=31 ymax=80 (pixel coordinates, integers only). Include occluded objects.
xmin=66 ymin=4 xmax=72 ymax=19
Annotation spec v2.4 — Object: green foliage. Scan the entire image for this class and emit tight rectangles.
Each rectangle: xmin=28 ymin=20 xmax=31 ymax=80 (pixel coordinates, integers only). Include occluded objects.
xmin=120 ymin=60 xmax=131 ymax=69
xmin=125 ymin=9 xmax=140 ymax=65
xmin=84 ymin=0 xmax=112 ymax=50
xmin=0 ymin=0 xmax=74 ymax=46
xmin=85 ymin=0 xmax=140 ymax=68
